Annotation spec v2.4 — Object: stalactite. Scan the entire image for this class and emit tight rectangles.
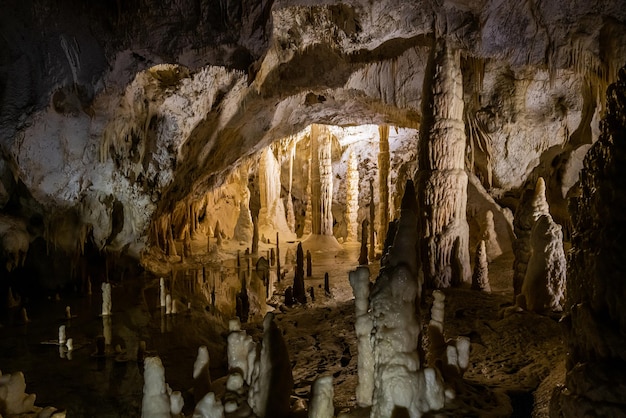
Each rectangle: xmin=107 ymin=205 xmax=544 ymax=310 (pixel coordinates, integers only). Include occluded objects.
xmin=310 ymin=125 xmax=322 ymax=235
xmin=345 ymin=150 xmax=359 ymax=242
xmin=416 ymin=38 xmax=471 ymax=289
xmin=378 ymin=125 xmax=390 ymax=250
xmin=258 ymin=148 xmax=293 ymax=240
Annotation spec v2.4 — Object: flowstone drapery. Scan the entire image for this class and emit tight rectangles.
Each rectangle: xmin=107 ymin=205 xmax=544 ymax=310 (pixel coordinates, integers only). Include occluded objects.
xmin=416 ymin=39 xmax=471 ymax=289
xmin=258 ymin=148 xmax=293 ymax=241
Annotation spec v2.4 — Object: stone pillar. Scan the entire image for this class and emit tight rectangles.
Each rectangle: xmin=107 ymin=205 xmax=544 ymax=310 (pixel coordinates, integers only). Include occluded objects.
xmin=416 ymin=38 xmax=471 ymax=289
xmin=346 ymin=150 xmax=359 ymax=242
xmin=303 ymin=154 xmax=313 ymax=236
xmin=368 ymin=179 xmax=375 ymax=261
xmin=319 ymin=127 xmax=334 ymax=236
xmin=378 ymin=125 xmax=390 ymax=249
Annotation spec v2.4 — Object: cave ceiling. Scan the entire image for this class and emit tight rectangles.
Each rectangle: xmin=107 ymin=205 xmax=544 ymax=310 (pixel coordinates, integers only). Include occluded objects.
xmin=1 ymin=0 xmax=626 ymax=252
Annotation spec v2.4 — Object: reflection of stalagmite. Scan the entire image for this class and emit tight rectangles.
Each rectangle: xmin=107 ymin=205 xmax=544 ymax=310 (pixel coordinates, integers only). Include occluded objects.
xmin=378 ymin=125 xmax=390 ymax=249
xmin=471 ymin=240 xmax=491 ymax=292
xmin=522 ymin=214 xmax=566 ymax=312
xmin=416 ymin=39 xmax=471 ymax=289
xmin=345 ymin=151 xmax=359 ymax=242
xmin=513 ymin=177 xmax=551 ymax=297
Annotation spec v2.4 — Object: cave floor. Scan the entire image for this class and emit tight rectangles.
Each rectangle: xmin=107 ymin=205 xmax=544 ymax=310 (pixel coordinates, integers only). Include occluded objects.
xmin=0 ymin=238 xmax=565 ymax=417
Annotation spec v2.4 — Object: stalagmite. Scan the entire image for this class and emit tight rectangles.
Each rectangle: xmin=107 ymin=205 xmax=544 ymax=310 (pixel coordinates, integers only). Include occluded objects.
xmin=234 ymin=185 xmax=254 ymax=244
xmin=193 ymin=346 xmax=212 ymax=404
xmin=58 ymin=325 xmax=66 ymax=346
xmin=276 ymin=232 xmax=281 ymax=283
xmin=368 ymin=179 xmax=376 ymax=261
xmin=0 ymin=371 xmax=37 ymax=415
xmin=349 ymin=266 xmax=374 ymax=407
xmin=345 ymin=151 xmax=359 ymax=242
xmin=293 ymin=243 xmax=306 ymax=304
xmin=378 ymin=125 xmax=390 ymax=249
xmin=324 ymin=272 xmax=330 ymax=296
xmin=142 ymin=357 xmax=171 ymax=418
xmin=160 ymin=277 xmax=166 ymax=308
xmin=471 ymin=240 xmax=491 ymax=292
xmin=308 ymin=376 xmax=334 ymax=418
xmin=227 ymin=318 xmax=256 ymax=384
xmin=522 ymin=214 xmax=566 ymax=312
xmin=258 ymin=148 xmax=294 ymax=240
xmin=368 ymin=180 xmax=444 ymax=417
xmin=306 ymin=250 xmax=312 ymax=277
xmin=248 ymin=312 xmax=293 ymax=418
xmin=165 ymin=294 xmax=172 ymax=315
xmin=416 ymin=39 xmax=471 ymax=289
xmin=512 ymin=177 xmax=551 ymax=297
xmin=480 ymin=210 xmax=502 ymax=262
xmin=193 ymin=392 xmax=224 ymax=418
xmin=252 ymin=216 xmax=259 ymax=254
xmin=101 ymin=282 xmax=112 ymax=316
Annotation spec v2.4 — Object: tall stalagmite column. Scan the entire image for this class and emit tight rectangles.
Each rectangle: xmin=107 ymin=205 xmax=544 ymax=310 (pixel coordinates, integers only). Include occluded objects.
xmin=378 ymin=125 xmax=390 ymax=249
xmin=303 ymin=154 xmax=313 ymax=236
xmin=319 ymin=127 xmax=334 ymax=236
xmin=416 ymin=39 xmax=471 ymax=288
xmin=286 ymin=144 xmax=296 ymax=233
xmin=346 ymin=151 xmax=360 ymax=242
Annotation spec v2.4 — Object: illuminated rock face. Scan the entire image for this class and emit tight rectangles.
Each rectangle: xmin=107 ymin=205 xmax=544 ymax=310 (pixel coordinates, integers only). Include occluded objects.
xmin=553 ymin=67 xmax=626 ymax=417
xmin=416 ymin=39 xmax=471 ymax=289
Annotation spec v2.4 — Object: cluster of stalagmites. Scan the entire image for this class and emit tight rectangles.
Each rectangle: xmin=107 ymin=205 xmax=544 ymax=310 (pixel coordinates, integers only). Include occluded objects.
xmin=512 ymin=177 xmax=566 ymax=313
xmin=141 ymin=313 xmax=295 ymax=418
xmin=349 ymin=180 xmax=471 ymax=417
xmin=0 ymin=370 xmax=65 ymax=417
xmin=551 ymin=66 xmax=626 ymax=417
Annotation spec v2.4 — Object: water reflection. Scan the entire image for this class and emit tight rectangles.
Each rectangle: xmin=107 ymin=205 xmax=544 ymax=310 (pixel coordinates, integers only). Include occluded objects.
xmin=0 ymin=256 xmax=269 ymax=416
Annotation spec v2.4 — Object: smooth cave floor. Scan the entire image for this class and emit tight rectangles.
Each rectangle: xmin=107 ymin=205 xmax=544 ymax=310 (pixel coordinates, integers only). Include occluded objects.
xmin=0 ymin=238 xmax=564 ymax=417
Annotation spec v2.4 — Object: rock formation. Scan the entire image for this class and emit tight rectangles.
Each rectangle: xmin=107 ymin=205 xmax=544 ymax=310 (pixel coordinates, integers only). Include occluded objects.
xmin=521 ymin=214 xmax=566 ymax=312
xmin=513 ymin=177 xmax=551 ymax=298
xmin=480 ymin=210 xmax=503 ymax=262
xmin=345 ymin=151 xmax=359 ymax=242
xmin=471 ymin=240 xmax=491 ymax=293
xmin=378 ymin=125 xmax=390 ymax=246
xmin=416 ymin=39 xmax=471 ymax=289
xmin=552 ymin=66 xmax=626 ymax=416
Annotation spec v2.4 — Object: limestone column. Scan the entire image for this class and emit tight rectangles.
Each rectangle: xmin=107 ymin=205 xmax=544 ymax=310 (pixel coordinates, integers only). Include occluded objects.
xmin=318 ymin=127 xmax=333 ymax=236
xmin=258 ymin=148 xmax=292 ymax=239
xmin=368 ymin=179 xmax=375 ymax=261
xmin=378 ymin=125 xmax=390 ymax=249
xmin=303 ymin=153 xmax=313 ymax=236
xmin=416 ymin=39 xmax=471 ymax=288
xmin=286 ymin=144 xmax=296 ymax=233
xmin=346 ymin=151 xmax=359 ymax=242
